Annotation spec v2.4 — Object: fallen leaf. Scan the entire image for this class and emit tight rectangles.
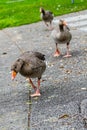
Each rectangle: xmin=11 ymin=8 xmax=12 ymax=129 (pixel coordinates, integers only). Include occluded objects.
xmin=58 ymin=114 xmax=69 ymax=119
xmin=64 ymin=77 xmax=68 ymax=80
xmin=47 ymin=63 xmax=54 ymax=68
xmin=76 ymin=71 xmax=82 ymax=75
xmin=26 ymin=101 xmax=32 ymax=105
xmin=59 ymin=65 xmax=64 ymax=69
xmin=65 ymin=69 xmax=72 ymax=74
xmin=2 ymin=52 xmax=7 ymax=55
xmin=62 ymin=122 xmax=71 ymax=126
xmin=33 ymin=97 xmax=39 ymax=100
xmin=72 ymin=128 xmax=75 ymax=130
xmin=81 ymin=87 xmax=87 ymax=90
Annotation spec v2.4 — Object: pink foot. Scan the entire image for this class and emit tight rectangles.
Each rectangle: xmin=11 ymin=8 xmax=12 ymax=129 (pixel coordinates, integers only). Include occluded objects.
xmin=54 ymin=53 xmax=60 ymax=57
xmin=54 ymin=54 xmax=60 ymax=57
xmin=31 ymin=89 xmax=41 ymax=97
xmin=54 ymin=49 xmax=60 ymax=57
xmin=31 ymin=93 xmax=41 ymax=97
xmin=63 ymin=54 xmax=72 ymax=58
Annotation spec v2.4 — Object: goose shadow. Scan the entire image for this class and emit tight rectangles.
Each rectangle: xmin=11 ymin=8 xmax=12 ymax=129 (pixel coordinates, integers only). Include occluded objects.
xmin=71 ymin=50 xmax=83 ymax=57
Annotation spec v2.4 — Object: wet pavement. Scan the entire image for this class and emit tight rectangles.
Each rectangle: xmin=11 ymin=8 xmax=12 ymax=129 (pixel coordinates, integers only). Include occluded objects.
xmin=0 ymin=10 xmax=87 ymax=130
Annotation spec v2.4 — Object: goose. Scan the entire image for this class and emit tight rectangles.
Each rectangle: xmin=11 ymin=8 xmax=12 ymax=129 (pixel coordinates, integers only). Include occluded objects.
xmin=11 ymin=51 xmax=46 ymax=97
xmin=51 ymin=20 xmax=72 ymax=57
xmin=40 ymin=7 xmax=54 ymax=30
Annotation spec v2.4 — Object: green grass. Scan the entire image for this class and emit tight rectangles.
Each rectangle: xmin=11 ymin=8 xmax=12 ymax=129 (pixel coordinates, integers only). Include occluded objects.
xmin=0 ymin=0 xmax=87 ymax=29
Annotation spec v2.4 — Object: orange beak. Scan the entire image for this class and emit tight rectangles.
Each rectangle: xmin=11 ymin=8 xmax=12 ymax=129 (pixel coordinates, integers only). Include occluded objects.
xmin=40 ymin=7 xmax=42 ymax=12
xmin=11 ymin=71 xmax=17 ymax=80
xmin=63 ymin=21 xmax=67 ymax=26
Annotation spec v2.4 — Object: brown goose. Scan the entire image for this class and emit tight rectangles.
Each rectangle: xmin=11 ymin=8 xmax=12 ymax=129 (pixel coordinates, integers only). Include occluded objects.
xmin=40 ymin=7 xmax=54 ymax=30
xmin=11 ymin=51 xmax=46 ymax=97
xmin=51 ymin=20 xmax=72 ymax=57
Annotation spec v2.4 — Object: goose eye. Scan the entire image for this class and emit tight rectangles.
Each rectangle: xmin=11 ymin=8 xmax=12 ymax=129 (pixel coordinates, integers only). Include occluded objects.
xmin=14 ymin=65 xmax=17 ymax=69
xmin=17 ymin=59 xmax=20 ymax=62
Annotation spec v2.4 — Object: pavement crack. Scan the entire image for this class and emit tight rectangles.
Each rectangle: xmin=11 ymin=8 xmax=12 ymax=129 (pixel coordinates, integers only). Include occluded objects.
xmin=78 ymin=103 xmax=81 ymax=113
xmin=28 ymin=88 xmax=32 ymax=129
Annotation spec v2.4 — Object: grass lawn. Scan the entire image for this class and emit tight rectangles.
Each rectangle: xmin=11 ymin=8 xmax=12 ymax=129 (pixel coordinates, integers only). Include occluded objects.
xmin=0 ymin=0 xmax=87 ymax=29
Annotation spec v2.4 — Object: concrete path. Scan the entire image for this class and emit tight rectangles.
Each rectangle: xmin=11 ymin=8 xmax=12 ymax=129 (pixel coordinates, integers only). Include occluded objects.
xmin=53 ymin=10 xmax=87 ymax=32
xmin=0 ymin=10 xmax=87 ymax=130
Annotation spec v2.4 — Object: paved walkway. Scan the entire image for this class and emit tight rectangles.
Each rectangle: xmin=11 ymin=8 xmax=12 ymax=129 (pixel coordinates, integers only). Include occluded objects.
xmin=0 ymin=10 xmax=87 ymax=130
xmin=53 ymin=10 xmax=87 ymax=32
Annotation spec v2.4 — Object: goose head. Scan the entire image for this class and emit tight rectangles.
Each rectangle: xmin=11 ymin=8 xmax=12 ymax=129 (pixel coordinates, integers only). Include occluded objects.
xmin=59 ymin=20 xmax=70 ymax=31
xmin=40 ymin=7 xmax=45 ymax=14
xmin=11 ymin=58 xmax=24 ymax=80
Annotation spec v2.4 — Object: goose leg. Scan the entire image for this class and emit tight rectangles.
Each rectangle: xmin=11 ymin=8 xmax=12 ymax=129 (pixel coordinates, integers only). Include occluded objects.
xmin=49 ymin=21 xmax=53 ymax=30
xmin=45 ymin=22 xmax=49 ymax=28
xmin=28 ymin=78 xmax=36 ymax=90
xmin=45 ymin=22 xmax=52 ymax=30
xmin=63 ymin=43 xmax=72 ymax=58
xmin=31 ymin=79 xmax=41 ymax=97
xmin=54 ymin=43 xmax=60 ymax=57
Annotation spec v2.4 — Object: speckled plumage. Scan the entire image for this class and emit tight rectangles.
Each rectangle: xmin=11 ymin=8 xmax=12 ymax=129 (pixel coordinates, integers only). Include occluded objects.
xmin=11 ymin=51 xmax=46 ymax=79
xmin=51 ymin=20 xmax=72 ymax=44
xmin=40 ymin=7 xmax=54 ymax=30
xmin=51 ymin=20 xmax=72 ymax=57
xmin=40 ymin=8 xmax=53 ymax=22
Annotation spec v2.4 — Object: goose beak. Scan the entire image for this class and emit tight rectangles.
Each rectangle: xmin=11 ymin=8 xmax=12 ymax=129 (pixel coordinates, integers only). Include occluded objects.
xmin=40 ymin=7 xmax=42 ymax=12
xmin=63 ymin=21 xmax=67 ymax=26
xmin=63 ymin=21 xmax=70 ymax=30
xmin=11 ymin=71 xmax=17 ymax=80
